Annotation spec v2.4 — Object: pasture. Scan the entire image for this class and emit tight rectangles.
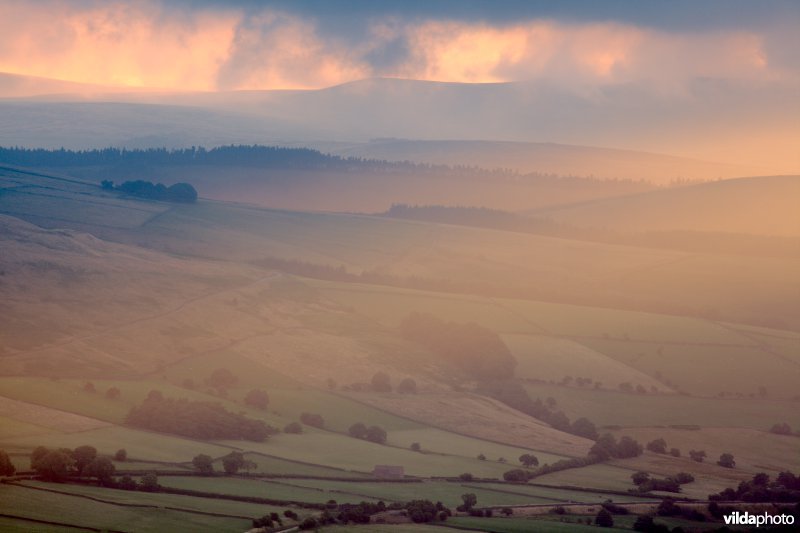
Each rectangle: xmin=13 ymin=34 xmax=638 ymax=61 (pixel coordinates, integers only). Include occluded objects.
xmin=0 ymin=483 xmax=251 ymax=533
xmin=521 ymin=383 xmax=800 ymax=429
xmin=16 ymin=480 xmax=298 ymax=519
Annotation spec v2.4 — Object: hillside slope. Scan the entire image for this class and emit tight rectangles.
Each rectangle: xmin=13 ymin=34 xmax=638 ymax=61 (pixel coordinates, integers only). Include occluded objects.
xmin=528 ymin=175 xmax=800 ymax=237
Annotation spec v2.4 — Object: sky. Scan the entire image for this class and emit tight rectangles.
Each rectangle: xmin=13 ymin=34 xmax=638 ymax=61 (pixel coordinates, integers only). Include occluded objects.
xmin=0 ymin=0 xmax=798 ymax=91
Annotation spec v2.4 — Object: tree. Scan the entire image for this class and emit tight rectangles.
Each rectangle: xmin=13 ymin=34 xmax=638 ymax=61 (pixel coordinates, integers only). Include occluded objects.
xmin=371 ymin=371 xmax=392 ymax=392
xmin=616 ymin=436 xmax=644 ymax=458
xmin=83 ymin=382 xmax=96 ymax=393
xmin=595 ymin=508 xmax=614 ymax=527
xmin=33 ymin=450 xmax=74 ymax=481
xmin=397 ymin=378 xmax=418 ymax=394
xmin=519 ymin=453 xmax=539 ymax=467
xmin=244 ymin=389 xmax=269 ymax=410
xmin=477 ymin=453 xmax=486 ymax=461
xmin=30 ymin=446 xmax=49 ymax=469
xmin=689 ymin=449 xmax=706 ymax=463
xmin=118 ymin=474 xmax=137 ymax=490
xmin=0 ymin=449 xmax=15 ymax=476
xmin=503 ymin=469 xmax=529 ymax=482
xmin=348 ymin=422 xmax=368 ymax=439
xmin=669 ymin=447 xmax=681 ymax=458
xmin=222 ymin=452 xmax=245 ymax=474
xmin=717 ymin=453 xmax=736 ymax=468
xmin=365 ymin=425 xmax=387 ymax=444
xmin=570 ymin=417 xmax=599 ymax=440
xmin=461 ymin=493 xmax=477 ymax=511
xmin=105 ymin=387 xmax=121 ymax=400
xmin=100 ymin=179 xmax=114 ymax=190
xmin=139 ymin=472 xmax=159 ymax=492
xmin=84 ymin=457 xmax=115 ymax=485
xmin=646 ymin=438 xmax=668 ymax=454
xmin=73 ymin=445 xmax=97 ymax=475
xmin=410 ymin=442 xmax=421 ymax=452
xmin=192 ymin=454 xmax=214 ymax=475
xmin=459 ymin=473 xmax=473 ymax=481
xmin=631 ymin=471 xmax=650 ymax=486
xmin=633 ymin=515 xmax=656 ymax=532
xmin=114 ymin=449 xmax=127 ymax=462
xmin=671 ymin=472 xmax=695 ymax=484
xmin=300 ymin=412 xmax=324 ymax=428
xmin=284 ymin=422 xmax=303 ymax=434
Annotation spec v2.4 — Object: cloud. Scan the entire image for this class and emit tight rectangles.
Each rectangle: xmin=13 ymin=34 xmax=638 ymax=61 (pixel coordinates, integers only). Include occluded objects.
xmin=0 ymin=0 xmax=792 ymax=91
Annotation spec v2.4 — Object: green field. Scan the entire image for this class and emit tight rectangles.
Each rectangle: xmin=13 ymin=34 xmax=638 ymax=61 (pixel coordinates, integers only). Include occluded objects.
xmin=225 ymin=432 xmax=515 ymax=478
xmin=1 ymin=425 xmax=235 ymax=462
xmin=0 ymin=483 xmax=251 ymax=533
xmin=521 ymin=383 xmax=800 ymax=429
xmin=446 ymin=515 xmax=626 ymax=532
xmin=157 ymin=475 xmax=376 ymax=504
xmin=16 ymin=480 xmax=301 ymax=519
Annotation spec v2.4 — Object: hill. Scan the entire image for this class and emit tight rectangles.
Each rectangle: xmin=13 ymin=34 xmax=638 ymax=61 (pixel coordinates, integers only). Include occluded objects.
xmin=529 ymin=175 xmax=800 ymax=237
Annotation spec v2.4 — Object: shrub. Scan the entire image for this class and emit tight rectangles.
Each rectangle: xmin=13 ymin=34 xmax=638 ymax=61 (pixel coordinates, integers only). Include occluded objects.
xmin=284 ymin=422 xmax=303 ymax=434
xmin=595 ymin=508 xmax=614 ymax=527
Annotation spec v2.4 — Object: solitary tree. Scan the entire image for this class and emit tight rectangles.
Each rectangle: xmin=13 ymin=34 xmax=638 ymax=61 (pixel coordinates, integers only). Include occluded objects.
xmin=717 ymin=453 xmax=736 ymax=468
xmin=519 ymin=453 xmax=539 ymax=468
xmin=631 ymin=471 xmax=650 ymax=486
xmin=192 ymin=454 xmax=215 ymax=475
xmin=222 ymin=452 xmax=245 ymax=474
xmin=461 ymin=493 xmax=478 ymax=511
xmin=689 ymin=449 xmax=707 ymax=463
xmin=410 ymin=442 xmax=422 ymax=452
xmin=105 ymin=387 xmax=121 ymax=400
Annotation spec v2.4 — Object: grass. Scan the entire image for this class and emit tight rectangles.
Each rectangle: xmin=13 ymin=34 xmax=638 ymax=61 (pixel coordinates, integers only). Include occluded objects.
xmin=465 ymin=483 xmax=649 ymax=505
xmin=0 ymin=414 xmax=56 ymax=439
xmin=0 ymin=483 xmax=252 ymax=533
xmin=17 ymin=480 xmax=299 ymax=519
xmin=282 ymin=479 xmax=549 ymax=507
xmin=520 ymin=383 xmax=800 ymax=429
xmin=445 ymin=515 xmax=627 ymax=532
xmin=528 ymin=464 xmax=644 ymax=493
xmin=504 ymin=334 xmax=664 ymax=391
xmin=1 ymin=425 xmax=235 ymax=462
xmin=225 ymin=432 xmax=515 ymax=478
xmin=0 ymin=516 xmax=88 ymax=533
xmin=385 ymin=427 xmax=566 ymax=465
xmin=157 ymin=475 xmax=376 ymax=504
xmin=216 ymin=452 xmax=372 ymax=478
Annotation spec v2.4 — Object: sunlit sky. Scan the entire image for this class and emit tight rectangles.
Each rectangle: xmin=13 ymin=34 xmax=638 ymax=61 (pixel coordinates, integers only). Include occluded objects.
xmin=1 ymin=0 xmax=797 ymax=91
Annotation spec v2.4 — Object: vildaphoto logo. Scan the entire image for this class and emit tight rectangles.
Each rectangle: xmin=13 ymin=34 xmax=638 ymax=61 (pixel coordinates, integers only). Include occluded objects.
xmin=723 ymin=511 xmax=795 ymax=527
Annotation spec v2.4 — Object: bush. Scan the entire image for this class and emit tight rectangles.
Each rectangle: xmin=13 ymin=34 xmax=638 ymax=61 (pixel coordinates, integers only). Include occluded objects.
xmin=595 ymin=508 xmax=614 ymax=527
xmin=770 ymin=422 xmax=792 ymax=435
xmin=717 ymin=453 xmax=736 ymax=468
xmin=671 ymin=472 xmax=695 ymax=485
xmin=410 ymin=442 xmax=421 ymax=452
xmin=459 ymin=473 xmax=473 ymax=481
xmin=365 ymin=426 xmax=387 ymax=444
xmin=397 ymin=378 xmax=418 ymax=394
xmin=284 ymin=422 xmax=303 ymax=434
xmin=348 ymin=422 xmax=368 ymax=439
xmin=503 ymin=469 xmax=530 ymax=482
xmin=300 ymin=413 xmax=324 ymax=428
xmin=114 ymin=449 xmax=127 ymax=462
xmin=689 ymin=449 xmax=706 ymax=462
xmin=298 ymin=517 xmax=318 ymax=530
xmin=646 ymin=438 xmax=668 ymax=454
xmin=244 ymin=389 xmax=269 ymax=410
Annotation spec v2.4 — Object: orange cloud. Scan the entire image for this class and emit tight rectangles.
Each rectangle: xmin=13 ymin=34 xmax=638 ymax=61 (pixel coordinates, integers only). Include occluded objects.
xmin=0 ymin=1 xmax=784 ymax=91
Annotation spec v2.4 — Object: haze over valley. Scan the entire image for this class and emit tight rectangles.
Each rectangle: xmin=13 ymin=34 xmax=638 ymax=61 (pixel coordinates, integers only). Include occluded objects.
xmin=0 ymin=1 xmax=799 ymax=532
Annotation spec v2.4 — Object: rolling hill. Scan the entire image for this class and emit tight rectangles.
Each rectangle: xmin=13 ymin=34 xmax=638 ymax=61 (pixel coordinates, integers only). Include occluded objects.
xmin=528 ymin=175 xmax=800 ymax=237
